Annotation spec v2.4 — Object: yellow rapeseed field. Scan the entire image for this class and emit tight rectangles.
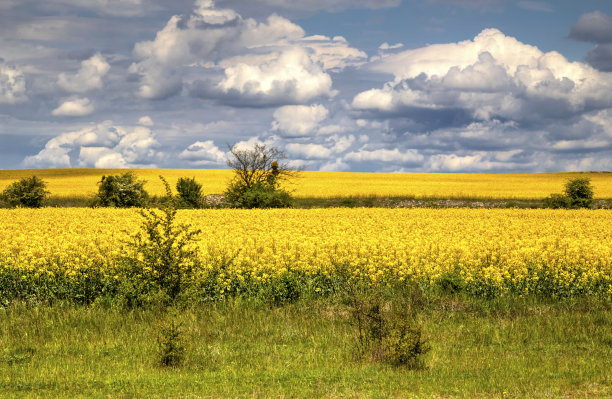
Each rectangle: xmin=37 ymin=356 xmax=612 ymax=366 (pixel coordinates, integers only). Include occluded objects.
xmin=1 ymin=208 xmax=610 ymax=297
xmin=1 ymin=169 xmax=612 ymax=199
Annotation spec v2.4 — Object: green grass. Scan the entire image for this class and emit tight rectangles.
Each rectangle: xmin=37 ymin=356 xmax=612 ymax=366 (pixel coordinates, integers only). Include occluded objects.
xmin=1 ymin=297 xmax=610 ymax=398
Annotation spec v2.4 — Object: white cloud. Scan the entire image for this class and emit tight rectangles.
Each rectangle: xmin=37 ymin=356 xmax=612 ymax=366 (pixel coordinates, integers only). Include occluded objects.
xmin=217 ymin=47 xmax=336 ymax=104
xmin=23 ymin=121 xmax=160 ymax=168
xmin=130 ymin=1 xmax=360 ymax=103
xmin=52 ymin=98 xmax=95 ymax=116
xmin=0 ymin=62 xmax=27 ymax=104
xmin=179 ymin=140 xmax=226 ymax=165
xmin=344 ymin=148 xmax=424 ymax=164
xmin=138 ymin=116 xmax=154 ymax=126
xmin=326 ymin=134 xmax=355 ymax=153
xmin=285 ymin=142 xmax=333 ymax=159
xmin=57 ymin=53 xmax=110 ymax=93
xmin=353 ymin=29 xmax=612 ymax=124
xmin=271 ymin=104 xmax=328 ymax=136
xmin=427 ymin=151 xmax=532 ymax=172
xmin=319 ymin=158 xmax=349 ymax=171
xmin=298 ymin=35 xmax=367 ymax=71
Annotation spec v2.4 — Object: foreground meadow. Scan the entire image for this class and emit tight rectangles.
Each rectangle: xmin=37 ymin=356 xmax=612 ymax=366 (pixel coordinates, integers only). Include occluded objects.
xmin=1 ymin=208 xmax=611 ymax=302
xmin=1 ymin=169 xmax=612 ymax=199
xmin=1 ymin=207 xmax=611 ymax=398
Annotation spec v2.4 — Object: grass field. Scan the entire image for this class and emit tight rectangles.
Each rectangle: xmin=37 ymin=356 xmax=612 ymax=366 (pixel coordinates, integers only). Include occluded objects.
xmin=1 ymin=169 xmax=612 ymax=199
xmin=1 ymin=299 xmax=610 ymax=398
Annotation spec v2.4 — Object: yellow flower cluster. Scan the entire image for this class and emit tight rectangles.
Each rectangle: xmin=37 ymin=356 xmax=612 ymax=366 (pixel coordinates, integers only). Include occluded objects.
xmin=1 ymin=208 xmax=610 ymax=297
xmin=2 ymin=169 xmax=612 ymax=199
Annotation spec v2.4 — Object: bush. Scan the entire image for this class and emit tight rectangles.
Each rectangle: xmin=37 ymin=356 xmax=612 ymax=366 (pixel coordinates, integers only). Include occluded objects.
xmin=124 ymin=177 xmax=201 ymax=300
xmin=544 ymin=193 xmax=571 ymax=209
xmin=564 ymin=177 xmax=594 ymax=208
xmin=0 ymin=176 xmax=49 ymax=208
xmin=225 ymin=181 xmax=292 ymax=209
xmin=176 ymin=177 xmax=203 ymax=208
xmin=544 ymin=177 xmax=594 ymax=209
xmin=94 ymin=172 xmax=149 ymax=207
xmin=225 ymin=144 xmax=297 ymax=208
xmin=157 ymin=319 xmax=185 ymax=367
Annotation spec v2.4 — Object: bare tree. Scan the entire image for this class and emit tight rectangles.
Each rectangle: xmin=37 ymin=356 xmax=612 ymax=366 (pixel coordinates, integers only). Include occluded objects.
xmin=225 ymin=143 xmax=299 ymax=208
xmin=226 ymin=143 xmax=298 ymax=189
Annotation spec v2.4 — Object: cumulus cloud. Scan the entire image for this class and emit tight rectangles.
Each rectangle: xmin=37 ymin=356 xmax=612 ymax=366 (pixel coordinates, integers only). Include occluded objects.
xmin=0 ymin=62 xmax=27 ymax=104
xmin=52 ymin=98 xmax=95 ymax=116
xmin=216 ymin=48 xmax=336 ymax=104
xmin=569 ymin=11 xmax=612 ymax=44
xmin=130 ymin=0 xmax=361 ymax=104
xmin=353 ymin=29 xmax=612 ymax=126
xmin=569 ymin=11 xmax=612 ymax=72
xmin=271 ymin=104 xmax=328 ymax=136
xmin=23 ymin=121 xmax=160 ymax=168
xmin=179 ymin=140 xmax=226 ymax=165
xmin=138 ymin=116 xmax=154 ymax=126
xmin=57 ymin=53 xmax=110 ymax=93
xmin=344 ymin=148 xmax=424 ymax=164
xmin=285 ymin=142 xmax=333 ymax=159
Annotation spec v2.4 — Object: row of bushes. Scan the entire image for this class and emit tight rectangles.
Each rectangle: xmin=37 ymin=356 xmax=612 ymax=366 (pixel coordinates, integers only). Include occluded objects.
xmin=0 ymin=171 xmax=295 ymax=209
xmin=0 ymin=173 xmax=207 ymax=209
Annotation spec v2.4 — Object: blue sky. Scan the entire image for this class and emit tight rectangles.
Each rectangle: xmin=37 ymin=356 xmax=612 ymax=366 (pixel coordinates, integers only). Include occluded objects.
xmin=1 ymin=0 xmax=612 ymax=172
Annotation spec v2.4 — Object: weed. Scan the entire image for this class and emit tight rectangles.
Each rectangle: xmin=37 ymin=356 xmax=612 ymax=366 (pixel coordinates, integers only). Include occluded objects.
xmin=157 ymin=318 xmax=185 ymax=367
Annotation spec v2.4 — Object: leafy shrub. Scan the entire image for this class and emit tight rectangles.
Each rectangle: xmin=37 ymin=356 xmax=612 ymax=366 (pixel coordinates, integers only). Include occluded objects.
xmin=340 ymin=276 xmax=430 ymax=368
xmin=225 ymin=181 xmax=292 ymax=209
xmin=94 ymin=172 xmax=149 ymax=207
xmin=176 ymin=177 xmax=203 ymax=208
xmin=124 ymin=177 xmax=201 ymax=300
xmin=157 ymin=319 xmax=185 ymax=367
xmin=544 ymin=193 xmax=571 ymax=209
xmin=0 ymin=176 xmax=49 ymax=208
xmin=564 ymin=177 xmax=594 ymax=208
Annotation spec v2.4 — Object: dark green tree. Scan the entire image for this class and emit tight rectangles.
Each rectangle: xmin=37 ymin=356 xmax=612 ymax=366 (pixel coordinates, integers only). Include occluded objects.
xmin=94 ymin=172 xmax=149 ymax=207
xmin=176 ymin=177 xmax=203 ymax=208
xmin=0 ymin=176 xmax=49 ymax=208
xmin=564 ymin=177 xmax=594 ymax=208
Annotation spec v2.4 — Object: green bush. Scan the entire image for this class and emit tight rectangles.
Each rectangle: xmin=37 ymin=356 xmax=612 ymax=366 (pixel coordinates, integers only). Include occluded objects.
xmin=176 ymin=177 xmax=203 ymax=208
xmin=94 ymin=172 xmax=149 ymax=207
xmin=564 ymin=177 xmax=594 ymax=208
xmin=0 ymin=176 xmax=49 ymax=208
xmin=157 ymin=319 xmax=185 ymax=367
xmin=225 ymin=181 xmax=292 ymax=209
xmin=544 ymin=177 xmax=594 ymax=209
xmin=544 ymin=193 xmax=571 ymax=209
xmin=124 ymin=177 xmax=201 ymax=300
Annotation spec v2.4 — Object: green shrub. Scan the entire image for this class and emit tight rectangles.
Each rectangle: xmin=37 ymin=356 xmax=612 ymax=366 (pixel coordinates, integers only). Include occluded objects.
xmin=544 ymin=193 xmax=571 ymax=209
xmin=225 ymin=181 xmax=292 ymax=208
xmin=564 ymin=177 xmax=594 ymax=208
xmin=176 ymin=177 xmax=203 ymax=208
xmin=544 ymin=177 xmax=594 ymax=209
xmin=339 ymin=276 xmax=430 ymax=369
xmin=124 ymin=177 xmax=201 ymax=300
xmin=94 ymin=172 xmax=149 ymax=207
xmin=157 ymin=319 xmax=185 ymax=367
xmin=0 ymin=176 xmax=49 ymax=208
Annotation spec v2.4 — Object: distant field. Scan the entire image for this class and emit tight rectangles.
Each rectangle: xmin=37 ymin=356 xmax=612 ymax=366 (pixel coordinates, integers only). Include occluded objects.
xmin=1 ymin=168 xmax=611 ymax=199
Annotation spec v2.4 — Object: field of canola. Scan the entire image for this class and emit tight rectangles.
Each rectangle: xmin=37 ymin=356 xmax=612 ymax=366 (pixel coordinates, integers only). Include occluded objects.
xmin=1 ymin=208 xmax=611 ymax=299
xmin=1 ymin=169 xmax=612 ymax=199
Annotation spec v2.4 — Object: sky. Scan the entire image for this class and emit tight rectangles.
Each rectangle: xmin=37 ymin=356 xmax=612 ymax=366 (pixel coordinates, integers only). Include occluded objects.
xmin=1 ymin=0 xmax=612 ymax=173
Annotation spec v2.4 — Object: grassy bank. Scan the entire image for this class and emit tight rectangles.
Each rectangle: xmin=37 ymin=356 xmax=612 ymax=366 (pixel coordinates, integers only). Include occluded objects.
xmin=1 ymin=297 xmax=610 ymax=398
